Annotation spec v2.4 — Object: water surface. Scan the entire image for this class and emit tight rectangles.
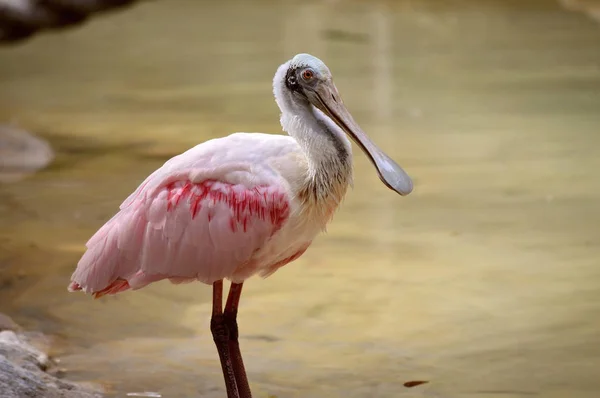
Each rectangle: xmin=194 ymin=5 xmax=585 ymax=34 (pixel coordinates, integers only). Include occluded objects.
xmin=1 ymin=0 xmax=600 ymax=397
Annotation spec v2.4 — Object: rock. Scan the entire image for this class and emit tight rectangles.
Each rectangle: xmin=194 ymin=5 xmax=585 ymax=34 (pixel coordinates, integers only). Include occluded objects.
xmin=0 ymin=124 xmax=54 ymax=183
xmin=0 ymin=0 xmax=139 ymax=44
xmin=559 ymin=0 xmax=600 ymax=22
xmin=0 ymin=330 xmax=103 ymax=398
xmin=0 ymin=313 xmax=20 ymax=332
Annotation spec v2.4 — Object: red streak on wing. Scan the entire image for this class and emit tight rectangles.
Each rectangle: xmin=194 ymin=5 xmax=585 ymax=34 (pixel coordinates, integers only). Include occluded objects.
xmin=261 ymin=243 xmax=311 ymax=278
xmin=70 ymin=178 xmax=292 ymax=298
xmin=164 ymin=180 xmax=290 ymax=235
xmin=273 ymin=245 xmax=308 ymax=268
xmin=93 ymin=279 xmax=130 ymax=299
xmin=166 ymin=182 xmax=175 ymax=211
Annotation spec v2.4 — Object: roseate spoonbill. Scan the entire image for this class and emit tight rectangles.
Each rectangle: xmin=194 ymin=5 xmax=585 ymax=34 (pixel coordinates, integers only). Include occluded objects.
xmin=68 ymin=53 xmax=413 ymax=398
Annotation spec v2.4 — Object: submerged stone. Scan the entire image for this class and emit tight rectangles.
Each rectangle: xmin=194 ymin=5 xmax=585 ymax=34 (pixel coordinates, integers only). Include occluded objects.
xmin=0 ymin=124 xmax=54 ymax=183
xmin=0 ymin=313 xmax=20 ymax=332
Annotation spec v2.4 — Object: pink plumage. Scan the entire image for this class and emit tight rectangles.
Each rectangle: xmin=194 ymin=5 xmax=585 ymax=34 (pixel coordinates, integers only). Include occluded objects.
xmin=69 ymin=132 xmax=317 ymax=299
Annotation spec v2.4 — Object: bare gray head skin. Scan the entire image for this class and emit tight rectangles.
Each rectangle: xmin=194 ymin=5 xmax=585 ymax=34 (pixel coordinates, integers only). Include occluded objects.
xmin=280 ymin=53 xmax=413 ymax=196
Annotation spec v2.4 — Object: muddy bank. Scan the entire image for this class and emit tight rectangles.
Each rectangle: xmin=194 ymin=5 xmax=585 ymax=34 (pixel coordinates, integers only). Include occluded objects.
xmin=0 ymin=314 xmax=102 ymax=398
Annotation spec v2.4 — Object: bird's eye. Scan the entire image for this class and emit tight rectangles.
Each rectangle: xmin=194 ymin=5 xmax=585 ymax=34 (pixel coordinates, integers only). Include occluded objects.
xmin=302 ymin=69 xmax=314 ymax=80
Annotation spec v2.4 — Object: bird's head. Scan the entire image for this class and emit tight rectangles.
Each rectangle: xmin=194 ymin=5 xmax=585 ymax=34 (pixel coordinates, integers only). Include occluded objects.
xmin=274 ymin=53 xmax=413 ymax=196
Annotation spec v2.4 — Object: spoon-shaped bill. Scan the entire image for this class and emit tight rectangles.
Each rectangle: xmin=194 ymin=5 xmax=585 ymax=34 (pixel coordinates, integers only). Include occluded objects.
xmin=307 ymin=82 xmax=413 ymax=196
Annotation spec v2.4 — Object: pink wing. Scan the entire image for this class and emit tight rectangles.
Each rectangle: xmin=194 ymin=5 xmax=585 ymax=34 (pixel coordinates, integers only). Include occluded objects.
xmin=69 ymin=177 xmax=290 ymax=298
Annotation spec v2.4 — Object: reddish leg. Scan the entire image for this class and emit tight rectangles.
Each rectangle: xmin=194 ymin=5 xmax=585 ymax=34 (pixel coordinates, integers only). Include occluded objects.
xmin=211 ymin=280 xmax=240 ymax=398
xmin=224 ymin=282 xmax=252 ymax=398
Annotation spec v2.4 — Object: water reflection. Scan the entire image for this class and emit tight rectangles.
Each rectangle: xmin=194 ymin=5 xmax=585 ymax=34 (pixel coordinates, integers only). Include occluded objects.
xmin=1 ymin=0 xmax=600 ymax=397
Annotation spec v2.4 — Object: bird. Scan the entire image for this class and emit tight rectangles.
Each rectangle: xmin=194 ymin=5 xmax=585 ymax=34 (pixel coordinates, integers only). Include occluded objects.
xmin=68 ymin=53 xmax=413 ymax=398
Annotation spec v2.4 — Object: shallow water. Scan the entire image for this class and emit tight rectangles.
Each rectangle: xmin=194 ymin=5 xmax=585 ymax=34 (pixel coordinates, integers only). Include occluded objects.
xmin=1 ymin=0 xmax=600 ymax=397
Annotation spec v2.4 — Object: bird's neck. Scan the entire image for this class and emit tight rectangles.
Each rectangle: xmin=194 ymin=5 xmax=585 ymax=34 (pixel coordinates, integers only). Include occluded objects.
xmin=280 ymin=105 xmax=353 ymax=204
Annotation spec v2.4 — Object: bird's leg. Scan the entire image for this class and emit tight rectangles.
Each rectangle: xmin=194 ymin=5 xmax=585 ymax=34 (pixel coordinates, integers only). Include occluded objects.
xmin=224 ymin=282 xmax=252 ymax=398
xmin=211 ymin=280 xmax=240 ymax=398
